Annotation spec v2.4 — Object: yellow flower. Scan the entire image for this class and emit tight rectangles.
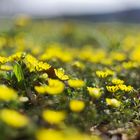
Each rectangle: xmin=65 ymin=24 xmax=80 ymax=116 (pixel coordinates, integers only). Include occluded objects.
xmin=106 ymin=85 xmax=119 ymax=93
xmin=45 ymin=79 xmax=65 ymax=95
xmin=0 ymin=56 xmax=7 ymax=64
xmin=110 ymin=52 xmax=126 ymax=61
xmin=112 ymin=79 xmax=124 ymax=85
xmin=39 ymin=73 xmax=48 ymax=80
xmin=42 ymin=110 xmax=66 ymax=124
xmin=54 ymin=68 xmax=69 ymax=80
xmin=122 ymin=61 xmax=138 ymax=69
xmin=35 ymin=79 xmax=65 ymax=95
xmin=8 ymin=52 xmax=25 ymax=62
xmin=0 ymin=85 xmax=17 ymax=101
xmin=68 ymin=79 xmax=85 ymax=88
xmin=40 ymin=44 xmax=73 ymax=62
xmin=106 ymin=98 xmax=121 ymax=108
xmin=0 ymin=65 xmax=13 ymax=71
xmin=36 ymin=129 xmax=64 ymax=140
xmin=0 ymin=109 xmax=29 ymax=128
xmin=106 ymin=84 xmax=133 ymax=92
xmin=118 ymin=84 xmax=133 ymax=92
xmin=24 ymin=54 xmax=51 ymax=72
xmin=36 ymin=128 xmax=101 ymax=140
xmin=37 ymin=61 xmax=51 ymax=72
xmin=96 ymin=69 xmax=114 ymax=78
xmin=131 ymin=48 xmax=140 ymax=62
xmin=87 ymin=87 xmax=102 ymax=99
xmin=35 ymin=86 xmax=46 ymax=94
xmin=72 ymin=61 xmax=85 ymax=69
xmin=69 ymin=100 xmax=85 ymax=112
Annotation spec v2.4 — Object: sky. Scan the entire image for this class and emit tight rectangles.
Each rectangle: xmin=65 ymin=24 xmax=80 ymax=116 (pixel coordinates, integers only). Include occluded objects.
xmin=1 ymin=0 xmax=140 ymax=17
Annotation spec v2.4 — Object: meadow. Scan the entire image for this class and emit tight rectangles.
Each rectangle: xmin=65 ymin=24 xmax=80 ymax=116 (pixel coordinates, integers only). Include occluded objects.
xmin=0 ymin=17 xmax=140 ymax=140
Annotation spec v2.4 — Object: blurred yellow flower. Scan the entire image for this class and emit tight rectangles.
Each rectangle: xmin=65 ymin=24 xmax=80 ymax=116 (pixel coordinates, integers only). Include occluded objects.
xmin=96 ymin=69 xmax=114 ymax=78
xmin=35 ymin=79 xmax=65 ymax=95
xmin=106 ymin=98 xmax=121 ymax=108
xmin=36 ymin=128 xmax=101 ymax=140
xmin=42 ymin=110 xmax=66 ymax=124
xmin=72 ymin=61 xmax=85 ymax=69
xmin=54 ymin=68 xmax=69 ymax=80
xmin=68 ymin=79 xmax=85 ymax=88
xmin=87 ymin=87 xmax=102 ymax=99
xmin=130 ymin=48 xmax=140 ymax=62
xmin=0 ymin=85 xmax=17 ymax=101
xmin=69 ymin=100 xmax=85 ymax=112
xmin=112 ymin=79 xmax=124 ymax=85
xmin=122 ymin=61 xmax=138 ymax=69
xmin=0 ymin=109 xmax=29 ymax=128
xmin=110 ymin=52 xmax=126 ymax=61
xmin=15 ymin=15 xmax=30 ymax=27
xmin=36 ymin=129 xmax=64 ymax=140
xmin=0 ymin=65 xmax=13 ymax=71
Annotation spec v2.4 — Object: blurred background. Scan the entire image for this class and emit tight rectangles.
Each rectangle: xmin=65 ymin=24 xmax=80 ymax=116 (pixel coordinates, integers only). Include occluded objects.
xmin=0 ymin=0 xmax=140 ymax=22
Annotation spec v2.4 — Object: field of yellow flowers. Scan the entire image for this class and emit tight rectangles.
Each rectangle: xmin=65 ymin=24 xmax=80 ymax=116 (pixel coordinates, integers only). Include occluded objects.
xmin=0 ymin=17 xmax=140 ymax=140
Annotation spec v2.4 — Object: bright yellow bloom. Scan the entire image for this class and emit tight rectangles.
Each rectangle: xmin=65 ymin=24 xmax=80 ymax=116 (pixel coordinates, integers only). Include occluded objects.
xmin=36 ymin=128 xmax=101 ymax=140
xmin=106 ymin=85 xmax=119 ymax=93
xmin=8 ymin=52 xmax=25 ymax=62
xmin=37 ymin=61 xmax=51 ymax=72
xmin=54 ymin=68 xmax=69 ymax=80
xmin=42 ymin=110 xmax=66 ymax=124
xmin=45 ymin=79 xmax=65 ymax=95
xmin=106 ymin=98 xmax=121 ymax=108
xmin=36 ymin=129 xmax=64 ymax=140
xmin=0 ymin=109 xmax=29 ymax=128
xmin=68 ymin=79 xmax=85 ymax=88
xmin=106 ymin=84 xmax=133 ymax=92
xmin=118 ymin=84 xmax=133 ymax=92
xmin=69 ymin=100 xmax=85 ymax=112
xmin=96 ymin=69 xmax=114 ymax=78
xmin=0 ymin=65 xmax=13 ymax=71
xmin=0 ymin=56 xmax=7 ymax=64
xmin=0 ymin=85 xmax=17 ymax=101
xmin=112 ymin=79 xmax=124 ymax=85
xmin=35 ymin=79 xmax=65 ymax=95
xmin=24 ymin=54 xmax=51 ymax=72
xmin=87 ymin=87 xmax=102 ymax=99
xmin=35 ymin=86 xmax=46 ymax=94
xmin=24 ymin=54 xmax=38 ymax=72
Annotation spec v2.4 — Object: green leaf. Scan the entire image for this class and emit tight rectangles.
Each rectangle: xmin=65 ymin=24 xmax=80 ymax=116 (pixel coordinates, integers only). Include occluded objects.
xmin=13 ymin=62 xmax=24 ymax=82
